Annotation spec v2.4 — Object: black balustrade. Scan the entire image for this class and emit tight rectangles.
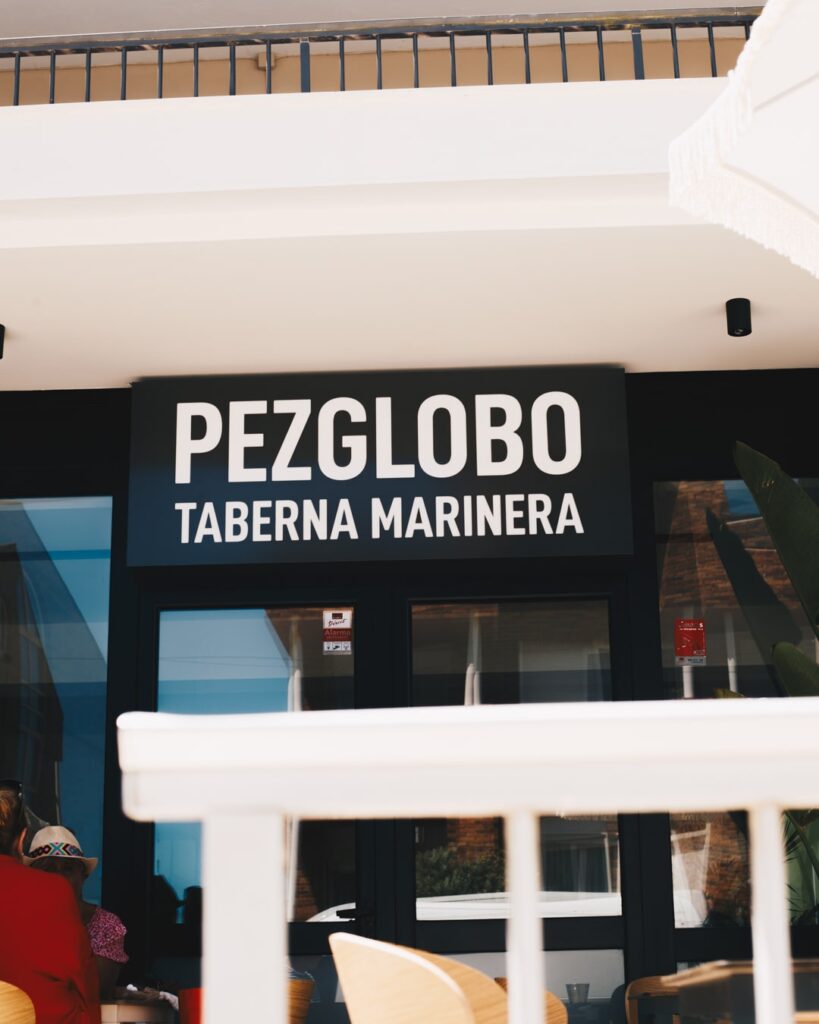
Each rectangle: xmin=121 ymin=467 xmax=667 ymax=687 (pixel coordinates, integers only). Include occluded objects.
xmin=0 ymin=7 xmax=761 ymax=106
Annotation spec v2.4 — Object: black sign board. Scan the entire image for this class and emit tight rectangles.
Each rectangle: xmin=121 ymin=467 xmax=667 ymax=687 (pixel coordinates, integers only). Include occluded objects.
xmin=127 ymin=367 xmax=632 ymax=566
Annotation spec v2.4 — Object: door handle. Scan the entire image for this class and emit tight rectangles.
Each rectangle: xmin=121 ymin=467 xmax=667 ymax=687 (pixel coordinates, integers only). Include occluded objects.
xmin=336 ymin=906 xmax=374 ymax=921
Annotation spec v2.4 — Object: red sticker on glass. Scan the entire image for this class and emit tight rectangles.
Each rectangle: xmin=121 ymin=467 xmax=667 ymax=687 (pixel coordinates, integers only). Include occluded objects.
xmin=675 ymin=618 xmax=706 ymax=666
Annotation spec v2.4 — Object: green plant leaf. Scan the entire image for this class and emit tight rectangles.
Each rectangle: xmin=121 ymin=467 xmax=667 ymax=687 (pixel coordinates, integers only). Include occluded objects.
xmin=734 ymin=442 xmax=819 ymax=642
xmin=773 ymin=641 xmax=819 ymax=697
xmin=713 ymin=688 xmax=745 ymax=699
xmin=415 ymin=846 xmax=504 ymax=898
xmin=784 ymin=810 xmax=819 ymax=887
xmin=789 ymin=809 xmax=819 ymax=829
xmin=707 ymin=508 xmax=799 ymax=693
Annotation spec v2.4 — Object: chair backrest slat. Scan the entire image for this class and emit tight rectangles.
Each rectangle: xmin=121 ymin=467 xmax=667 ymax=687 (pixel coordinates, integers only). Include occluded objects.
xmin=625 ymin=975 xmax=680 ymax=1024
xmin=0 ymin=981 xmax=36 ymax=1024
xmin=413 ymin=949 xmax=506 ymax=1024
xmin=289 ymin=978 xmax=314 ymax=1024
xmin=330 ymin=933 xmax=477 ymax=1024
xmin=495 ymin=974 xmax=568 ymax=1024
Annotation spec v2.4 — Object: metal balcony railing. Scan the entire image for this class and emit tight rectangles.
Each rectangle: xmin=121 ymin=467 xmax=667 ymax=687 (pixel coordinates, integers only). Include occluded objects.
xmin=0 ymin=7 xmax=761 ymax=105
xmin=118 ymin=697 xmax=819 ymax=1024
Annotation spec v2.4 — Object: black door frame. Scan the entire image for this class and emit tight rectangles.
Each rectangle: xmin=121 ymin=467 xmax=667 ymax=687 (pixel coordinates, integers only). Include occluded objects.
xmin=123 ymin=554 xmax=657 ymax=976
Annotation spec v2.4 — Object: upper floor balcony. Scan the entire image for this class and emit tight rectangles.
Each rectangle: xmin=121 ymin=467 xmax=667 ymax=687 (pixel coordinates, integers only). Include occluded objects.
xmin=1 ymin=5 xmax=759 ymax=104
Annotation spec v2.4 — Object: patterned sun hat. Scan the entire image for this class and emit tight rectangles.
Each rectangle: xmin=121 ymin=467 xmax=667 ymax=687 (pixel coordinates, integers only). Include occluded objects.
xmin=23 ymin=825 xmax=98 ymax=876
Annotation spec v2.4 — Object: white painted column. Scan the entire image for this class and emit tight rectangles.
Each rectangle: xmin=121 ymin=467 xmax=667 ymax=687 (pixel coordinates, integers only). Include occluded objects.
xmin=203 ymin=810 xmax=288 ymax=1024
xmin=682 ymin=665 xmax=695 ymax=699
xmin=464 ymin=662 xmax=476 ymax=706
xmin=467 ymin=609 xmax=482 ymax=705
xmin=287 ymin=817 xmax=300 ymax=923
xmin=724 ymin=612 xmax=738 ymax=692
xmin=287 ymin=622 xmax=303 ymax=920
xmin=505 ymin=810 xmax=544 ymax=1024
xmin=749 ymin=803 xmax=794 ymax=1024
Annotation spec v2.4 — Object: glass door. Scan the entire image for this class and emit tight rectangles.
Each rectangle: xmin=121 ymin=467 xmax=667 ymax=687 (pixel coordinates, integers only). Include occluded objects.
xmin=148 ymin=604 xmax=365 ymax=992
xmin=139 ymin=572 xmax=632 ymax=1018
xmin=407 ymin=597 xmax=625 ymax=1011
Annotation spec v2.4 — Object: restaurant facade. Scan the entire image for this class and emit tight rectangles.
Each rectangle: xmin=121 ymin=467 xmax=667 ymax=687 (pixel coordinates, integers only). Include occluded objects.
xmin=3 ymin=366 xmax=818 ymax=1009
xmin=1 ymin=3 xmax=818 ymax=1019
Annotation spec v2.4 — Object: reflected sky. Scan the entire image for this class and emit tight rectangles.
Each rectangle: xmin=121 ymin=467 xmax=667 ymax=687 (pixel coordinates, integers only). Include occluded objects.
xmin=156 ymin=609 xmax=298 ymax=899
xmin=0 ymin=497 xmax=111 ymax=905
xmin=158 ymin=608 xmax=292 ymax=715
xmin=21 ymin=498 xmax=111 ymax=658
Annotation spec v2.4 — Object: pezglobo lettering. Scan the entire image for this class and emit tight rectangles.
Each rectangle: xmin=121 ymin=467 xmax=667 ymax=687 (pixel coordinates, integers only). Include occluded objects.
xmin=174 ymin=392 xmax=582 ymax=483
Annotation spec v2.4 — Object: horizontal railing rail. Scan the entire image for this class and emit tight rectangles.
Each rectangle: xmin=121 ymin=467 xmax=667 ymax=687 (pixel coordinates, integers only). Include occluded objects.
xmin=118 ymin=697 xmax=819 ymax=1024
xmin=0 ymin=7 xmax=761 ymax=103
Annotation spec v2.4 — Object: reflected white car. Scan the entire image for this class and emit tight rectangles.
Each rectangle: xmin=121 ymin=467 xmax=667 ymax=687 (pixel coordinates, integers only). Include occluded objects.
xmin=309 ymin=889 xmax=704 ymax=925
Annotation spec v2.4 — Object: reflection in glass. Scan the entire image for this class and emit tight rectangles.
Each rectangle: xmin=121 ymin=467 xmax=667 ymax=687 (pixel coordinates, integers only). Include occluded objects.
xmin=0 ymin=497 xmax=112 ymax=904
xmin=411 ymin=600 xmax=619 ymax=920
xmin=415 ymin=816 xmax=621 ymax=919
xmin=656 ymin=481 xmax=819 ymax=927
xmin=654 ymin=480 xmax=819 ymax=700
xmin=670 ymin=812 xmax=749 ymax=927
xmin=154 ymin=606 xmax=355 ymax=965
xmin=412 ymin=600 xmax=611 ymax=707
xmin=447 ymin=949 xmax=624 ymax=1017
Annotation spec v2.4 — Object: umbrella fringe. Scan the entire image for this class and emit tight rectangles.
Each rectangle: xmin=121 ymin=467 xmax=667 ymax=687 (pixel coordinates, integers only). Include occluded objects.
xmin=668 ymin=78 xmax=751 ymax=187
xmin=669 ymin=0 xmax=803 ymax=186
xmin=668 ymin=0 xmax=819 ymax=280
xmin=670 ymin=159 xmax=819 ymax=280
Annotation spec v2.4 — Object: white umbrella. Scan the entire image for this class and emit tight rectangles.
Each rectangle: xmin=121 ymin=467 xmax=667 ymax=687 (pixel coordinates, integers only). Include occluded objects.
xmin=669 ymin=0 xmax=819 ymax=278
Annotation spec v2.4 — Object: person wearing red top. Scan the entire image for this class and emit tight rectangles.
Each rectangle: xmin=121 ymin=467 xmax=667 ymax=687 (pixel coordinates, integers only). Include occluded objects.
xmin=0 ymin=781 xmax=101 ymax=1024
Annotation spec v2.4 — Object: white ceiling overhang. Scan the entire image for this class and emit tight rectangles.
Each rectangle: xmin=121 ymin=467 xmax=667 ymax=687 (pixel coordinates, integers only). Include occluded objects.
xmin=0 ymin=76 xmax=816 ymax=390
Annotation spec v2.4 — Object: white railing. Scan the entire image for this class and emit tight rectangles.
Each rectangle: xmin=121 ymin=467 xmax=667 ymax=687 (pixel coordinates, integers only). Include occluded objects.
xmin=117 ymin=697 xmax=819 ymax=1024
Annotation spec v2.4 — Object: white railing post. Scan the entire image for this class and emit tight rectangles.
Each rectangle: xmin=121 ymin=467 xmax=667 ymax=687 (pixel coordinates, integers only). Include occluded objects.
xmin=505 ymin=810 xmax=544 ymax=1024
xmin=749 ymin=803 xmax=794 ymax=1024
xmin=118 ymin=698 xmax=819 ymax=1024
xmin=203 ymin=810 xmax=288 ymax=1024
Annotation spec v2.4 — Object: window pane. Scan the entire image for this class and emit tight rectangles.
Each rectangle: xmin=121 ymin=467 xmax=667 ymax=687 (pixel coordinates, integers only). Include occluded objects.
xmin=655 ymin=479 xmax=819 ymax=699
xmin=445 ymin=950 xmax=624 ymax=1015
xmin=670 ymin=812 xmax=750 ymax=927
xmin=415 ymin=816 xmax=621 ymax=919
xmin=411 ymin=600 xmax=619 ymax=920
xmin=412 ymin=600 xmax=611 ymax=706
xmin=0 ymin=497 xmax=112 ymax=904
xmin=656 ymin=480 xmax=819 ymax=928
xmin=292 ymin=950 xmax=624 ymax=1024
xmin=153 ymin=606 xmax=355 ymax=974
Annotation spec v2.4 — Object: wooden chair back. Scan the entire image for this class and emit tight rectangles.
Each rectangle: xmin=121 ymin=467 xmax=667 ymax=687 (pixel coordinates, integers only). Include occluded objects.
xmin=495 ymin=975 xmax=569 ymax=1024
xmin=624 ymin=975 xmax=680 ymax=1024
xmin=329 ymin=932 xmax=478 ymax=1024
xmin=0 ymin=981 xmax=35 ymax=1024
xmin=289 ymin=978 xmax=314 ymax=1024
xmin=413 ymin=950 xmax=506 ymax=1024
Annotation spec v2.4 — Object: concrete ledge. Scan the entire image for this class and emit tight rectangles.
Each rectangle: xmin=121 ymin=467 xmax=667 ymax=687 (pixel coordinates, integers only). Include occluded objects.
xmin=0 ymin=79 xmax=723 ymax=248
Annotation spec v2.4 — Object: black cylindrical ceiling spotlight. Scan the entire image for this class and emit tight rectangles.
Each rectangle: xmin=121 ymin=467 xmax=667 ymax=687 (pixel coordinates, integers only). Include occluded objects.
xmin=726 ymin=298 xmax=752 ymax=337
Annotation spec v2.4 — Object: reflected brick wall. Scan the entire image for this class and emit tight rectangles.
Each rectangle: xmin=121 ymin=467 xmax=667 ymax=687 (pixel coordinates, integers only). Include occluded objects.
xmin=672 ymin=811 xmax=750 ymax=925
xmin=658 ymin=482 xmax=798 ymax=613
xmin=447 ymin=818 xmax=502 ymax=862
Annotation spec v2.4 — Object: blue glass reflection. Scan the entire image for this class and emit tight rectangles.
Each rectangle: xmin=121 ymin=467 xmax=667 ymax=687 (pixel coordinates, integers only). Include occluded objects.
xmin=158 ymin=609 xmax=292 ymax=715
xmin=156 ymin=609 xmax=296 ymax=904
xmin=723 ymin=480 xmax=759 ymax=520
xmin=0 ymin=497 xmax=111 ymax=905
